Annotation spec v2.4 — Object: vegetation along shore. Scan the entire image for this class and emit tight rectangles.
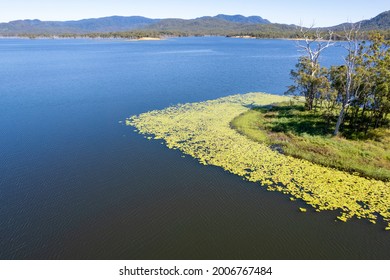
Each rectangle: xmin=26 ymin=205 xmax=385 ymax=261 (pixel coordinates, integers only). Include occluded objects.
xmin=127 ymin=93 xmax=390 ymax=229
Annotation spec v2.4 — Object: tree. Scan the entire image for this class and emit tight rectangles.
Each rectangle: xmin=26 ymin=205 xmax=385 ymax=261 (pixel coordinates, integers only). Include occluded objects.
xmin=331 ymin=28 xmax=390 ymax=136
xmin=333 ymin=24 xmax=364 ymax=136
xmin=288 ymin=24 xmax=389 ymax=138
xmin=286 ymin=27 xmax=334 ymax=110
xmin=363 ymin=33 xmax=390 ymax=129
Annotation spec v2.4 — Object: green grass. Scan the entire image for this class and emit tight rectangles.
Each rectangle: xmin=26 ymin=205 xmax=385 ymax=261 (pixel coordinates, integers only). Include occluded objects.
xmin=231 ymin=102 xmax=390 ymax=181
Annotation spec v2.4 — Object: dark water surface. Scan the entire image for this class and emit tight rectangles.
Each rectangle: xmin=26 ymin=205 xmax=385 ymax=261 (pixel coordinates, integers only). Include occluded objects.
xmin=0 ymin=37 xmax=389 ymax=259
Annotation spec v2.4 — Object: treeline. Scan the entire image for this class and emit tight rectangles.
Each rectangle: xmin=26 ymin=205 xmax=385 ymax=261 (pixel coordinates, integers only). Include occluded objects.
xmin=228 ymin=29 xmax=390 ymax=40
xmin=287 ymin=28 xmax=390 ymax=138
xmin=8 ymin=30 xmax=188 ymax=40
xmin=60 ymin=30 xmax=188 ymax=39
xmin=9 ymin=27 xmax=390 ymax=41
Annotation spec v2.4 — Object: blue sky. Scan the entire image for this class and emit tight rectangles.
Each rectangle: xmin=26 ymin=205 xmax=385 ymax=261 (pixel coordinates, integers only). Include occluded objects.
xmin=0 ymin=0 xmax=388 ymax=27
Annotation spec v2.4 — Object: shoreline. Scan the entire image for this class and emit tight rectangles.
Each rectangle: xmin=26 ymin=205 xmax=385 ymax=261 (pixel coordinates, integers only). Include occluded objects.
xmin=229 ymin=35 xmax=257 ymax=39
xmin=0 ymin=35 xmax=353 ymax=43
xmin=0 ymin=35 xmax=167 ymax=41
xmin=127 ymin=37 xmax=163 ymax=41
xmin=128 ymin=92 xmax=390 ymax=230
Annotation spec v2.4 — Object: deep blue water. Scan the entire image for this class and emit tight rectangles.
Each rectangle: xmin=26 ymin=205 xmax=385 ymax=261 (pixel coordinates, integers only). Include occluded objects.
xmin=0 ymin=37 xmax=389 ymax=259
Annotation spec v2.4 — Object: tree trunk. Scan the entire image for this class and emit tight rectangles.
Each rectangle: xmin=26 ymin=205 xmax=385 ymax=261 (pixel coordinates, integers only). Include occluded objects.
xmin=333 ymin=105 xmax=346 ymax=136
xmin=358 ymin=104 xmax=366 ymax=131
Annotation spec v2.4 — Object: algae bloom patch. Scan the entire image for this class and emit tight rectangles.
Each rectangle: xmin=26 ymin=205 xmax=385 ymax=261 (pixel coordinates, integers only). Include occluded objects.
xmin=127 ymin=93 xmax=390 ymax=230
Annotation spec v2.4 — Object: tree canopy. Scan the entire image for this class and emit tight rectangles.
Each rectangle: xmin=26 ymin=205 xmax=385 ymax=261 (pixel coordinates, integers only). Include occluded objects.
xmin=287 ymin=28 xmax=390 ymax=138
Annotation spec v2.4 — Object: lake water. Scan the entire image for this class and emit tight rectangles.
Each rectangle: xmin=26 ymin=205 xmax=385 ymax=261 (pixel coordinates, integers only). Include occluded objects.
xmin=0 ymin=37 xmax=389 ymax=259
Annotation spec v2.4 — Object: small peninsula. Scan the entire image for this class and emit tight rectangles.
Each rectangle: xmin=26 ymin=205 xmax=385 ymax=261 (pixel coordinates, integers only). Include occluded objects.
xmin=127 ymin=93 xmax=390 ymax=229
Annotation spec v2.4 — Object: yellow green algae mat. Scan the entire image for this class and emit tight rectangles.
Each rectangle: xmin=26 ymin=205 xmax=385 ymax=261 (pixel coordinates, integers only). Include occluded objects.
xmin=127 ymin=92 xmax=390 ymax=230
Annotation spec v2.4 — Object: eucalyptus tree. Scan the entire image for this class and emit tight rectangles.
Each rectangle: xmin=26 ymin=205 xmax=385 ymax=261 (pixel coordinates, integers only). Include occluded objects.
xmin=332 ymin=28 xmax=390 ymax=135
xmin=286 ymin=26 xmax=334 ymax=111
xmin=333 ymin=24 xmax=364 ymax=136
xmin=360 ymin=33 xmax=390 ymax=130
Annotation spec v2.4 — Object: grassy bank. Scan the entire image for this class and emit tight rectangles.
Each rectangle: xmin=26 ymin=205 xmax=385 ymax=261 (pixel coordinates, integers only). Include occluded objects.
xmin=231 ymin=102 xmax=390 ymax=181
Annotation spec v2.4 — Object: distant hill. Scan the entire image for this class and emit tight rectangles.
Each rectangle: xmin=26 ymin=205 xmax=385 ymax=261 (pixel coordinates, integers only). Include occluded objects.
xmin=0 ymin=11 xmax=389 ymax=37
xmin=213 ymin=14 xmax=270 ymax=24
xmin=359 ymin=10 xmax=390 ymax=30
xmin=0 ymin=14 xmax=272 ymax=35
xmin=0 ymin=16 xmax=159 ymax=34
xmin=331 ymin=10 xmax=390 ymax=31
xmin=145 ymin=17 xmax=264 ymax=34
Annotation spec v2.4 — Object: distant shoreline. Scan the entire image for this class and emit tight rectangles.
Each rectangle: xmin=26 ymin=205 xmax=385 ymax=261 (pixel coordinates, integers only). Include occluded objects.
xmin=128 ymin=37 xmax=162 ymax=41
xmin=229 ymin=35 xmax=257 ymax=39
xmin=0 ymin=35 xmax=306 ymax=41
xmin=0 ymin=35 xmax=349 ymax=42
xmin=0 ymin=35 xmax=166 ymax=41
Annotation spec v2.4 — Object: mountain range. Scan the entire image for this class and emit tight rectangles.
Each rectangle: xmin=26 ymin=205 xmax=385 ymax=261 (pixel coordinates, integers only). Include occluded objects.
xmin=0 ymin=11 xmax=389 ymax=36
xmin=0 ymin=16 xmax=159 ymax=34
xmin=332 ymin=10 xmax=390 ymax=31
